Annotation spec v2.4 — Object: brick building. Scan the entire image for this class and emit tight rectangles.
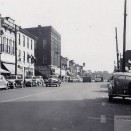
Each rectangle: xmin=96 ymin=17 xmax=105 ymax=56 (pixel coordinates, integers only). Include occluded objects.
xmin=25 ymin=25 xmax=61 ymax=78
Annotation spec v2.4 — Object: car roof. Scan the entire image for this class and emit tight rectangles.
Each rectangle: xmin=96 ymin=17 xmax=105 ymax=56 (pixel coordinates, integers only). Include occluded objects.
xmin=113 ymin=72 xmax=131 ymax=76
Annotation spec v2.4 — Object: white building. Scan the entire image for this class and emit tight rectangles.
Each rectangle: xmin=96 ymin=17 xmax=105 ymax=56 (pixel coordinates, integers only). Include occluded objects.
xmin=0 ymin=15 xmax=37 ymax=77
xmin=17 ymin=28 xmax=37 ymax=77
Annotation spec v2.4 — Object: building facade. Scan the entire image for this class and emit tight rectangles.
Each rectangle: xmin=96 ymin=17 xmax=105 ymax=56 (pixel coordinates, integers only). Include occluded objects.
xmin=25 ymin=25 xmax=61 ymax=78
xmin=17 ymin=28 xmax=37 ymax=77
xmin=0 ymin=15 xmax=37 ymax=77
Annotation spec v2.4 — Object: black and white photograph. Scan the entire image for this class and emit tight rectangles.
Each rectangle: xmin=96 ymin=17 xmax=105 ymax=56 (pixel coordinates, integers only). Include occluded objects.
xmin=0 ymin=0 xmax=131 ymax=131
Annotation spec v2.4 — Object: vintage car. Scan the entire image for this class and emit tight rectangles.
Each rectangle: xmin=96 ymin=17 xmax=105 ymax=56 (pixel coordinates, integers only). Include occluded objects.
xmin=6 ymin=75 xmax=24 ymax=89
xmin=35 ymin=76 xmax=45 ymax=86
xmin=45 ymin=78 xmax=61 ymax=87
xmin=108 ymin=72 xmax=131 ymax=101
xmin=0 ymin=75 xmax=9 ymax=90
xmin=25 ymin=76 xmax=37 ymax=87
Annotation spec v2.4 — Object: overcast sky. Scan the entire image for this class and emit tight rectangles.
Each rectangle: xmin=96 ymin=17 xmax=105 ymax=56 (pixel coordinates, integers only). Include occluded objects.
xmin=0 ymin=0 xmax=131 ymax=73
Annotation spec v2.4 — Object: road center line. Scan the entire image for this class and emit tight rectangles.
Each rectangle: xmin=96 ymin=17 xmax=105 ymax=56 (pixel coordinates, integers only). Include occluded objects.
xmin=0 ymin=88 xmax=64 ymax=103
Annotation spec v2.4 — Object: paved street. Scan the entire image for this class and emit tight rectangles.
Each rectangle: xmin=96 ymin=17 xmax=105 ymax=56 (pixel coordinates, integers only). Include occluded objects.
xmin=0 ymin=82 xmax=131 ymax=131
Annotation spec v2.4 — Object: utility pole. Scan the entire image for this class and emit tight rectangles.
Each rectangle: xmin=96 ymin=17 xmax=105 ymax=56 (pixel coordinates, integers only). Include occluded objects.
xmin=15 ymin=24 xmax=17 ymax=75
xmin=115 ymin=27 xmax=119 ymax=71
xmin=15 ymin=24 xmax=19 ymax=75
xmin=122 ymin=0 xmax=127 ymax=72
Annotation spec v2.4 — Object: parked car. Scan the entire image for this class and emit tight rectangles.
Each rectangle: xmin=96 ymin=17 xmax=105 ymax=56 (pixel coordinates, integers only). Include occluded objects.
xmin=45 ymin=78 xmax=61 ymax=87
xmin=0 ymin=75 xmax=9 ymax=90
xmin=25 ymin=76 xmax=37 ymax=87
xmin=35 ymin=76 xmax=45 ymax=86
xmin=6 ymin=75 xmax=24 ymax=89
xmin=108 ymin=72 xmax=131 ymax=101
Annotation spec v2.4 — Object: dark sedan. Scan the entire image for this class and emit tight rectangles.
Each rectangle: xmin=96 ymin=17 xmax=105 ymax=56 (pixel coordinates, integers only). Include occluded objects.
xmin=45 ymin=78 xmax=61 ymax=87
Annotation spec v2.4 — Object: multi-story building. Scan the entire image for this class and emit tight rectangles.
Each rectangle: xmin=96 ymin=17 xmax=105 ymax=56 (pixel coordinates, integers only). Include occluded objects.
xmin=17 ymin=28 xmax=37 ymax=77
xmin=0 ymin=16 xmax=17 ymax=74
xmin=0 ymin=15 xmax=37 ymax=77
xmin=25 ymin=25 xmax=61 ymax=78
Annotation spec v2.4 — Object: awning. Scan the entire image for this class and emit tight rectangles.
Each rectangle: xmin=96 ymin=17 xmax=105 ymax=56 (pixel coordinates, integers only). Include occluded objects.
xmin=0 ymin=68 xmax=10 ymax=73
xmin=3 ymin=63 xmax=22 ymax=74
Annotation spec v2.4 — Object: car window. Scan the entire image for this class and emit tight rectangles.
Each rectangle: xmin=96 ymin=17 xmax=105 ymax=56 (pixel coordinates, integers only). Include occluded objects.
xmin=0 ymin=76 xmax=3 ymax=80
xmin=126 ymin=76 xmax=131 ymax=80
xmin=32 ymin=76 xmax=36 ymax=79
xmin=7 ymin=76 xmax=16 ymax=79
xmin=118 ymin=75 xmax=126 ymax=79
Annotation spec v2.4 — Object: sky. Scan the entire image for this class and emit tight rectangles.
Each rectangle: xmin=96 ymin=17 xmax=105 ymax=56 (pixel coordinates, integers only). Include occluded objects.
xmin=0 ymin=0 xmax=131 ymax=73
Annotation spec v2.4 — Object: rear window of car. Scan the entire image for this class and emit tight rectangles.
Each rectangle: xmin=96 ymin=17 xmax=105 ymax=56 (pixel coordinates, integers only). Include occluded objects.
xmin=118 ymin=75 xmax=126 ymax=79
xmin=7 ymin=76 xmax=16 ymax=79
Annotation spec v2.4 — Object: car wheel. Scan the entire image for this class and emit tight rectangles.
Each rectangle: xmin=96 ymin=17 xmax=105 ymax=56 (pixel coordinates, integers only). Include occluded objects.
xmin=30 ymin=83 xmax=33 ymax=87
xmin=56 ymin=84 xmax=58 ymax=87
xmin=109 ymin=96 xmax=113 ymax=102
xmin=13 ymin=83 xmax=16 ymax=89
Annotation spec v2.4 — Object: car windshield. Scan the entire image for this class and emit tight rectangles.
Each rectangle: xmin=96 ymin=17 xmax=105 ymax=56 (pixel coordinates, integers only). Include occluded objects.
xmin=7 ymin=76 xmax=16 ymax=79
xmin=25 ymin=77 xmax=32 ymax=79
xmin=32 ymin=76 xmax=36 ymax=79
xmin=36 ymin=76 xmax=42 ymax=79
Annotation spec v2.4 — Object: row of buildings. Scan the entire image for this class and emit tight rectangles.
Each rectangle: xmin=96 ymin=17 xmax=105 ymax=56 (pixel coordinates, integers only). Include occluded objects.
xmin=0 ymin=14 xmax=85 ymax=80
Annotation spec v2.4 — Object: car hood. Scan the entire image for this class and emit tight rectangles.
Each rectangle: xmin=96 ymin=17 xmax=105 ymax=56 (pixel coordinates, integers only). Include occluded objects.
xmin=7 ymin=79 xmax=16 ymax=82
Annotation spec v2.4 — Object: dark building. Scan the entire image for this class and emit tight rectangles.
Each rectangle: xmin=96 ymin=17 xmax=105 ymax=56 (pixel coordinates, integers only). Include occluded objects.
xmin=119 ymin=50 xmax=131 ymax=72
xmin=25 ymin=25 xmax=61 ymax=78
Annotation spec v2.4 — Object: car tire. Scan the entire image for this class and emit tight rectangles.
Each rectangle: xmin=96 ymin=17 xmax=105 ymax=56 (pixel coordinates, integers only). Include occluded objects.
xmin=56 ymin=84 xmax=58 ymax=87
xmin=13 ymin=83 xmax=16 ymax=89
xmin=109 ymin=96 xmax=113 ymax=102
xmin=46 ymin=85 xmax=48 ymax=87
xmin=30 ymin=83 xmax=33 ymax=87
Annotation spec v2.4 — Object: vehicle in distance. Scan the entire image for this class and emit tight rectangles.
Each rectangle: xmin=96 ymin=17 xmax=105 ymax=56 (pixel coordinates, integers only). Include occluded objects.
xmin=6 ymin=75 xmax=24 ymax=89
xmin=0 ymin=75 xmax=9 ymax=90
xmin=25 ymin=76 xmax=37 ymax=87
xmin=45 ymin=78 xmax=61 ymax=87
xmin=35 ymin=76 xmax=45 ymax=86
xmin=95 ymin=77 xmax=103 ymax=82
xmin=108 ymin=72 xmax=131 ymax=101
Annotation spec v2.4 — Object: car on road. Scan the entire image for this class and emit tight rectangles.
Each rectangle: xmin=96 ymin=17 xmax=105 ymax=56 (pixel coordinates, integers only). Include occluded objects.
xmin=0 ymin=75 xmax=9 ymax=90
xmin=6 ymin=75 xmax=24 ymax=89
xmin=25 ymin=76 xmax=37 ymax=87
xmin=108 ymin=72 xmax=131 ymax=101
xmin=45 ymin=78 xmax=61 ymax=87
xmin=35 ymin=76 xmax=45 ymax=86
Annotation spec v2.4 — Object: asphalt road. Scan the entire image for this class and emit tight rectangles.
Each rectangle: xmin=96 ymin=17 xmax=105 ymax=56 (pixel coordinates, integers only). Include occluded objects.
xmin=0 ymin=82 xmax=131 ymax=131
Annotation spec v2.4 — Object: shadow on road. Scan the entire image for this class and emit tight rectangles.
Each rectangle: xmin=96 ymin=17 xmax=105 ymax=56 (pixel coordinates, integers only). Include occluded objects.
xmin=109 ymin=98 xmax=131 ymax=105
xmin=93 ymin=90 xmax=108 ymax=93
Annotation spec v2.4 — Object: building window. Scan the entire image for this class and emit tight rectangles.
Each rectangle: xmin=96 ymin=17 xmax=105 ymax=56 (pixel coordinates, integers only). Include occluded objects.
xmin=23 ymin=35 xmax=25 ymax=47
xmin=18 ymin=33 xmax=21 ymax=45
xmin=43 ymin=40 xmax=47 ymax=49
xmin=18 ymin=50 xmax=21 ymax=61
xmin=23 ymin=51 xmax=25 ymax=62
xmin=12 ymin=41 xmax=15 ymax=55
xmin=27 ymin=37 xmax=29 ymax=49
xmin=9 ymin=39 xmax=12 ymax=54
xmin=31 ymin=40 xmax=32 ymax=50
xmin=43 ymin=56 xmax=47 ymax=64
xmin=27 ymin=53 xmax=30 ymax=63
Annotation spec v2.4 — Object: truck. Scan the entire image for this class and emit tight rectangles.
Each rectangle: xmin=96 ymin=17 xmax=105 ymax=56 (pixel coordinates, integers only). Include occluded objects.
xmin=82 ymin=73 xmax=92 ymax=82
